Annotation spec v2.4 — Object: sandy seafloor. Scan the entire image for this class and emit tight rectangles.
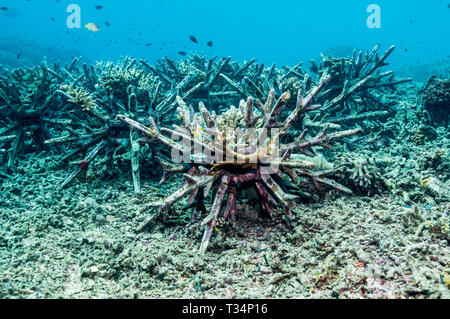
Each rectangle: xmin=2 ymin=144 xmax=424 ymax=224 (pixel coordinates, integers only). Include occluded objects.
xmin=0 ymin=83 xmax=449 ymax=299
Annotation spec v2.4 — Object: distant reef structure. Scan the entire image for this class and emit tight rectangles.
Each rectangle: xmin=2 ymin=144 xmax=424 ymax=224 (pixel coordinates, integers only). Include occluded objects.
xmin=321 ymin=44 xmax=359 ymax=59
xmin=394 ymin=59 xmax=450 ymax=83
xmin=0 ymin=37 xmax=87 ymax=70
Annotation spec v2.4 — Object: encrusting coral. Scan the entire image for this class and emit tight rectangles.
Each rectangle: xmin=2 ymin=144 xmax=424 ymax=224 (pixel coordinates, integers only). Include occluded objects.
xmin=119 ymin=73 xmax=361 ymax=253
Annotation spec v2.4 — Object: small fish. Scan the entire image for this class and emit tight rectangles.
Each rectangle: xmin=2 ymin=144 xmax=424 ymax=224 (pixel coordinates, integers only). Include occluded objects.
xmin=0 ymin=6 xmax=19 ymax=18
xmin=178 ymin=51 xmax=187 ymax=56
xmin=85 ymin=23 xmax=100 ymax=32
xmin=145 ymin=42 xmax=152 ymax=47
xmin=189 ymin=35 xmax=198 ymax=44
xmin=105 ymin=21 xmax=111 ymax=27
xmin=404 ymin=45 xmax=408 ymax=52
xmin=16 ymin=53 xmax=21 ymax=59
xmin=207 ymin=40 xmax=213 ymax=47
xmin=95 ymin=5 xmax=104 ymax=10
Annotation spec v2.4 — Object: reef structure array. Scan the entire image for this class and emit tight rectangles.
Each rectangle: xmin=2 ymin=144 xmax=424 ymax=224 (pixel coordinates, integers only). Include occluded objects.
xmin=0 ymin=46 xmax=421 ymax=253
xmin=0 ymin=46 xmax=410 ymax=193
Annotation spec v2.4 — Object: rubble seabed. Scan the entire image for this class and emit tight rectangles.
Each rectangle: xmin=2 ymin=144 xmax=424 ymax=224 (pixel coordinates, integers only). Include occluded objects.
xmin=0 ymin=50 xmax=449 ymax=299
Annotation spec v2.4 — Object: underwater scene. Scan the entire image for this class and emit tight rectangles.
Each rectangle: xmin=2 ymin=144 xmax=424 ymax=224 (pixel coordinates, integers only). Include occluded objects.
xmin=0 ymin=0 xmax=449 ymax=300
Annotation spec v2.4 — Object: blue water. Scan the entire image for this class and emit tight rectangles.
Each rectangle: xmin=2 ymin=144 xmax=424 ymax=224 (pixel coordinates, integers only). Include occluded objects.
xmin=0 ymin=0 xmax=449 ymax=68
